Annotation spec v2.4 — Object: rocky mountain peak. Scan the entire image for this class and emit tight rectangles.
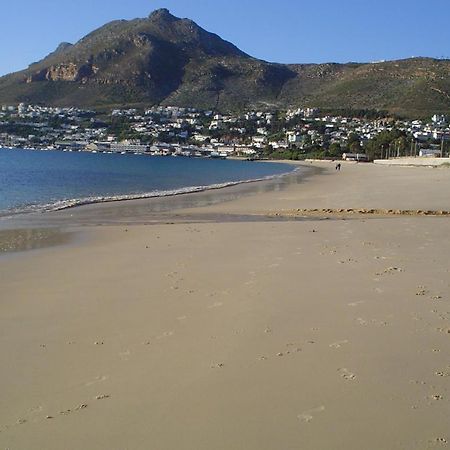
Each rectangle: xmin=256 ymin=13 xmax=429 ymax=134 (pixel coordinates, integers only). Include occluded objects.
xmin=148 ymin=8 xmax=176 ymax=22
xmin=55 ymin=42 xmax=73 ymax=53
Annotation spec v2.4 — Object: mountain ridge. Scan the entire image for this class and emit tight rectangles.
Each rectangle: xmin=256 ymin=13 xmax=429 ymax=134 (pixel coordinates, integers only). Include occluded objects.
xmin=0 ymin=9 xmax=449 ymax=117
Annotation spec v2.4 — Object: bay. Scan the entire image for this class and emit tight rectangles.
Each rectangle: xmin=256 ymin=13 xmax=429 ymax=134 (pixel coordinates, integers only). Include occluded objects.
xmin=0 ymin=148 xmax=295 ymax=216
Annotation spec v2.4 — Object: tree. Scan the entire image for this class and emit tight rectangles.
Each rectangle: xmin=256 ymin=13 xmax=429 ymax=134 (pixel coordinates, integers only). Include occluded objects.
xmin=347 ymin=133 xmax=361 ymax=145
xmin=328 ymin=142 xmax=342 ymax=158
xmin=349 ymin=141 xmax=361 ymax=153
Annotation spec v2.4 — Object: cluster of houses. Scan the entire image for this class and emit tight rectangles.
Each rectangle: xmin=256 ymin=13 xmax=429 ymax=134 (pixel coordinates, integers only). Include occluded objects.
xmin=0 ymin=103 xmax=448 ymax=159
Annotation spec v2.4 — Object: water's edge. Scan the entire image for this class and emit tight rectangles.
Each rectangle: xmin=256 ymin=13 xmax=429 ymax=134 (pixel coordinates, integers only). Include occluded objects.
xmin=0 ymin=163 xmax=317 ymax=255
xmin=0 ymin=158 xmax=298 ymax=219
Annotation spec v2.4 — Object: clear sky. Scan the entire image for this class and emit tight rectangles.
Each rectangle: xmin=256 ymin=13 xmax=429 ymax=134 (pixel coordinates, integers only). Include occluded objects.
xmin=2 ymin=0 xmax=450 ymax=76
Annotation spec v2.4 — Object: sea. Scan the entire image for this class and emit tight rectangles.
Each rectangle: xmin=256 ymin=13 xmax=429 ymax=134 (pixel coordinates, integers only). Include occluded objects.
xmin=0 ymin=148 xmax=296 ymax=217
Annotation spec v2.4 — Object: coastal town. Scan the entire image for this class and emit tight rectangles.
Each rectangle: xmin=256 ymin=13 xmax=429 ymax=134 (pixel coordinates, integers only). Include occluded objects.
xmin=1 ymin=103 xmax=448 ymax=161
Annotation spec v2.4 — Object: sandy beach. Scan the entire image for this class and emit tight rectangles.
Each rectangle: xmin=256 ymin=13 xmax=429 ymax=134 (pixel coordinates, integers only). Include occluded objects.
xmin=1 ymin=162 xmax=449 ymax=450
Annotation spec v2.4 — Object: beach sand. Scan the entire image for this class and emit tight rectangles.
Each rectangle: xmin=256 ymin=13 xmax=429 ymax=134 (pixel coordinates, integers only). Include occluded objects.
xmin=0 ymin=162 xmax=449 ymax=450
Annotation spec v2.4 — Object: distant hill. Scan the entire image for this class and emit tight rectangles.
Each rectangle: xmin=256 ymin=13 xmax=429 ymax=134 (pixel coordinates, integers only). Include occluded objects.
xmin=0 ymin=8 xmax=449 ymax=117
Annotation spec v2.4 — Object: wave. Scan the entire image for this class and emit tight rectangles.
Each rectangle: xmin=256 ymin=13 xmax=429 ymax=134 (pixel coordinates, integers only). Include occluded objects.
xmin=0 ymin=165 xmax=299 ymax=219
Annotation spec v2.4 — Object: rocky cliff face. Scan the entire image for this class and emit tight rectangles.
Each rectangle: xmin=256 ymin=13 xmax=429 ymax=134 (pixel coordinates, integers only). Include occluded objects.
xmin=0 ymin=8 xmax=449 ymax=117
xmin=26 ymin=63 xmax=99 ymax=83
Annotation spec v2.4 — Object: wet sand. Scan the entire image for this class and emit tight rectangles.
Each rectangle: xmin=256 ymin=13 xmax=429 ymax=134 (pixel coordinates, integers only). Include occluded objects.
xmin=0 ymin=161 xmax=449 ymax=450
xmin=0 ymin=228 xmax=74 ymax=254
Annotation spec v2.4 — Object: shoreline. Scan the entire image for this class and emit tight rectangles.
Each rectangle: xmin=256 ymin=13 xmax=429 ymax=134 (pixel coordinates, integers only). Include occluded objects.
xmin=0 ymin=161 xmax=314 ymax=227
xmin=0 ymin=150 xmax=299 ymax=220
xmin=0 ymin=161 xmax=313 ymax=254
xmin=0 ymin=159 xmax=303 ymax=221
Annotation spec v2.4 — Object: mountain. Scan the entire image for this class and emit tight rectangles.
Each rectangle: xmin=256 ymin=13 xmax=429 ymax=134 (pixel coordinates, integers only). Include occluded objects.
xmin=0 ymin=8 xmax=449 ymax=117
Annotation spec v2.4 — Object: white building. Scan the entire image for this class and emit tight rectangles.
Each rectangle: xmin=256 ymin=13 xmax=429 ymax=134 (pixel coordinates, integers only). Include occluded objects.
xmin=419 ymin=148 xmax=441 ymax=157
xmin=110 ymin=141 xmax=148 ymax=153
xmin=287 ymin=132 xmax=302 ymax=144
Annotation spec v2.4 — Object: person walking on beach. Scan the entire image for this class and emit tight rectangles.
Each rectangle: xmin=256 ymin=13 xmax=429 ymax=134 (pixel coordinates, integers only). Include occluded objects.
xmin=335 ymin=163 xmax=341 ymax=171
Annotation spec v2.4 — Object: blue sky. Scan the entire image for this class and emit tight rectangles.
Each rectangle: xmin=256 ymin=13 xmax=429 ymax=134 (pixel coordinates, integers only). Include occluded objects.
xmin=1 ymin=0 xmax=450 ymax=76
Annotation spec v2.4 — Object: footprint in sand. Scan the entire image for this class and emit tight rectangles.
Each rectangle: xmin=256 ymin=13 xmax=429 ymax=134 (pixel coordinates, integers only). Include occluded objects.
xmin=329 ymin=340 xmax=349 ymax=349
xmin=286 ymin=343 xmax=302 ymax=352
xmin=210 ymin=362 xmax=225 ymax=369
xmin=429 ymin=437 xmax=448 ymax=446
xmin=297 ymin=405 xmax=325 ymax=423
xmin=356 ymin=317 xmax=368 ymax=326
xmin=60 ymin=403 xmax=88 ymax=416
xmin=435 ymin=371 xmax=450 ymax=377
xmin=436 ymin=327 xmax=450 ymax=334
xmin=375 ymin=267 xmax=404 ymax=276
xmin=416 ymin=286 xmax=428 ymax=296
xmin=338 ymin=368 xmax=356 ymax=381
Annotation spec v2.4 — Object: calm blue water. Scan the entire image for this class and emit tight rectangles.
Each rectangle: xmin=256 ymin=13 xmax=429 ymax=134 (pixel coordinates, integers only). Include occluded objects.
xmin=0 ymin=148 xmax=295 ymax=215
